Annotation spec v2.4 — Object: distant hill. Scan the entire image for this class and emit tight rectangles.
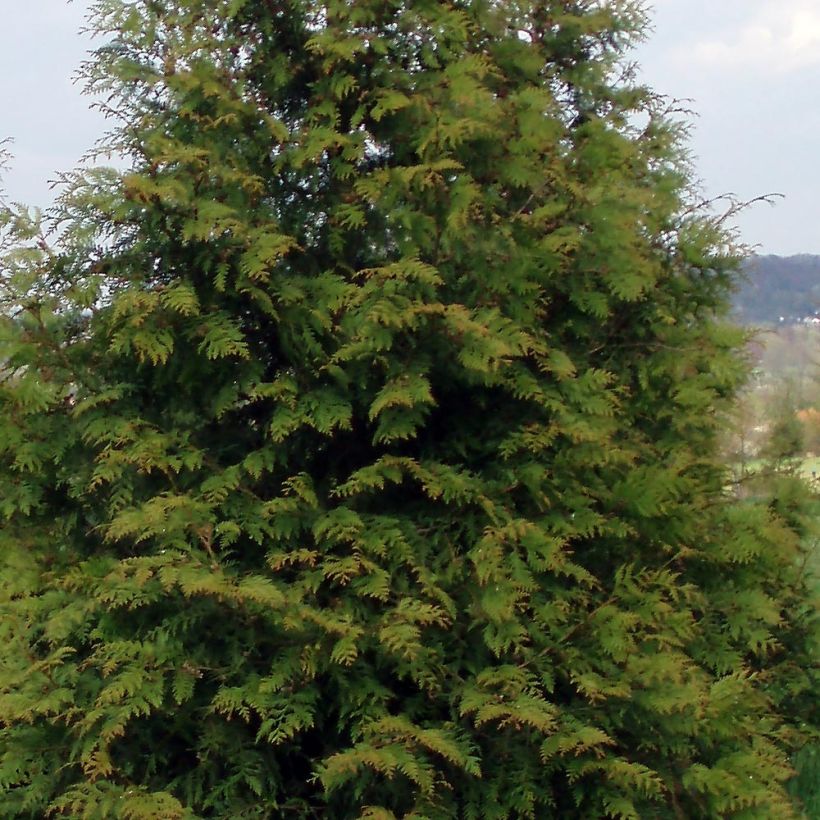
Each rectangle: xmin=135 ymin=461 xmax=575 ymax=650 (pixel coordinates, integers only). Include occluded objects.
xmin=733 ymin=255 xmax=820 ymax=324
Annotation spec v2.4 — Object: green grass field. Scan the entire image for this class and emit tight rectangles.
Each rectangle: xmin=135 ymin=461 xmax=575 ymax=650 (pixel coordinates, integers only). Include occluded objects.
xmin=799 ymin=456 xmax=820 ymax=480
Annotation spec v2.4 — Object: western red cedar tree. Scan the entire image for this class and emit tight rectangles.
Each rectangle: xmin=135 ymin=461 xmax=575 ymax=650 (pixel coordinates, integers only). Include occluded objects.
xmin=0 ymin=1 xmax=816 ymax=817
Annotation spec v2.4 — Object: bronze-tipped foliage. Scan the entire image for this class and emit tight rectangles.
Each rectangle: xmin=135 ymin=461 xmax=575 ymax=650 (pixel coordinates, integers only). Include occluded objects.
xmin=0 ymin=1 xmax=816 ymax=817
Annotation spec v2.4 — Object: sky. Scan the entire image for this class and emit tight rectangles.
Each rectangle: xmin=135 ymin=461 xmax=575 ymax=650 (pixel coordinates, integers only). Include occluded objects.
xmin=636 ymin=0 xmax=820 ymax=256
xmin=0 ymin=0 xmax=817 ymax=256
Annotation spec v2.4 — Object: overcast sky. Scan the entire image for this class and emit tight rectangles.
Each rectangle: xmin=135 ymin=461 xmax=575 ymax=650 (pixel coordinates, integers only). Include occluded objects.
xmin=1 ymin=0 xmax=817 ymax=256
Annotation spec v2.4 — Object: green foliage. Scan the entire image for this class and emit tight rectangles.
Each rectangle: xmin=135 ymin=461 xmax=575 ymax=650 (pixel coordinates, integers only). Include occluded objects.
xmin=789 ymin=742 xmax=820 ymax=818
xmin=0 ymin=1 xmax=817 ymax=818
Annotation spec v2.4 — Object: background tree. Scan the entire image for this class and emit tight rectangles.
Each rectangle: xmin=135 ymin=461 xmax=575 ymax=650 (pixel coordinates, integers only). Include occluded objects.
xmin=763 ymin=403 xmax=804 ymax=465
xmin=0 ymin=1 xmax=816 ymax=818
xmin=797 ymin=407 xmax=820 ymax=456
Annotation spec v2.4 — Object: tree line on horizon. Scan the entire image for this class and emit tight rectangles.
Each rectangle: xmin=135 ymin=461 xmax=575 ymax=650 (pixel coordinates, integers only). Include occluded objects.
xmin=734 ymin=255 xmax=820 ymax=325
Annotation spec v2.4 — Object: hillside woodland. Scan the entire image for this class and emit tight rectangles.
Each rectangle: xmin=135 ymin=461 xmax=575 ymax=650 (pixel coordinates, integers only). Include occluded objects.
xmin=734 ymin=255 xmax=820 ymax=325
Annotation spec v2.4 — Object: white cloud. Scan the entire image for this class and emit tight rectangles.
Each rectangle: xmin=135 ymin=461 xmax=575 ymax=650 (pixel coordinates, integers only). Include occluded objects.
xmin=692 ymin=1 xmax=820 ymax=72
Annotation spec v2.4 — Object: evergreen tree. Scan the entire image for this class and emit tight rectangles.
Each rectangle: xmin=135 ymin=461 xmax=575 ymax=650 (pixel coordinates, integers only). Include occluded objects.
xmin=0 ymin=1 xmax=816 ymax=817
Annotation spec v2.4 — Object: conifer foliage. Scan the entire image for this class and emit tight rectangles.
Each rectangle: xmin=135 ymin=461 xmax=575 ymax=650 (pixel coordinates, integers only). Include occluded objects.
xmin=0 ymin=1 xmax=816 ymax=817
